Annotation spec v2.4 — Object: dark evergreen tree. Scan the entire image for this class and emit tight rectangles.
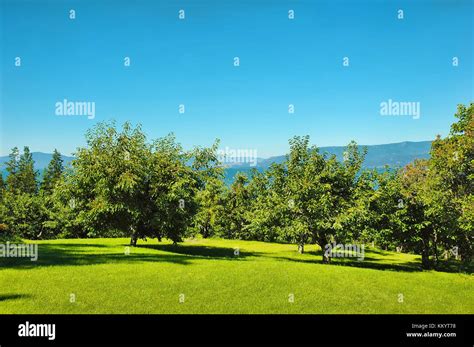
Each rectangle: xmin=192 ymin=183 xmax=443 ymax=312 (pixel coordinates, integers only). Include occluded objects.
xmin=17 ymin=146 xmax=38 ymax=195
xmin=5 ymin=147 xmax=20 ymax=193
xmin=41 ymin=149 xmax=64 ymax=193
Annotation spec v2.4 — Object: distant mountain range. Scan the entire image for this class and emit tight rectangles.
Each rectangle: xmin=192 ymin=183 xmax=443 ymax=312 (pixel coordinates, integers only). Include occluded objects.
xmin=0 ymin=141 xmax=432 ymax=183
xmin=0 ymin=152 xmax=75 ymax=172
xmin=229 ymin=141 xmax=432 ymax=170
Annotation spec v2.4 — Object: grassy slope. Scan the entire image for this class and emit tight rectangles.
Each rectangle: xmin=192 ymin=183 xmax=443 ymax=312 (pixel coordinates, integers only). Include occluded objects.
xmin=0 ymin=237 xmax=472 ymax=314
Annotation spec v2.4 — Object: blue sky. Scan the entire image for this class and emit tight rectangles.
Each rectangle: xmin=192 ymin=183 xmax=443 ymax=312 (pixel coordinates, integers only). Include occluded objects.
xmin=1 ymin=0 xmax=472 ymax=157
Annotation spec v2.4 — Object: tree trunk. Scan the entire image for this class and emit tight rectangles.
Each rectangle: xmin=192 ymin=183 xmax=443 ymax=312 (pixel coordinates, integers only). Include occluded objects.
xmin=130 ymin=234 xmax=138 ymax=246
xmin=421 ymin=242 xmax=430 ymax=270
xmin=433 ymin=233 xmax=439 ymax=268
xmin=421 ymin=230 xmax=431 ymax=270
xmin=130 ymin=227 xmax=138 ymax=246
xmin=298 ymin=243 xmax=304 ymax=254
xmin=460 ymin=232 xmax=472 ymax=267
xmin=322 ymin=252 xmax=331 ymax=263
xmin=318 ymin=236 xmax=331 ymax=263
xmin=201 ymin=223 xmax=210 ymax=238
xmin=421 ymin=251 xmax=430 ymax=269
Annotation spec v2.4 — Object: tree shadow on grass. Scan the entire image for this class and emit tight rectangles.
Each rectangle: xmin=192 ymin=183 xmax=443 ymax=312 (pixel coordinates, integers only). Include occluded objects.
xmin=279 ymin=249 xmax=423 ymax=273
xmin=0 ymin=243 xmax=193 ymax=270
xmin=273 ymin=256 xmax=423 ymax=272
xmin=328 ymin=258 xmax=423 ymax=272
xmin=1 ymin=241 xmax=469 ymax=274
xmin=279 ymin=249 xmax=472 ymax=273
xmin=360 ymin=248 xmax=394 ymax=256
xmin=333 ymin=257 xmax=473 ymax=274
xmin=0 ymin=242 xmax=259 ymax=271
xmin=430 ymin=260 xmax=473 ymax=274
xmin=137 ymin=243 xmax=258 ymax=259
xmin=0 ymin=293 xmax=33 ymax=302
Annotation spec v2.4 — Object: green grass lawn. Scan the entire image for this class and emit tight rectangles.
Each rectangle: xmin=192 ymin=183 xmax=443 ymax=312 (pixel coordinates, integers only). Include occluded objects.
xmin=1 ymin=237 xmax=472 ymax=314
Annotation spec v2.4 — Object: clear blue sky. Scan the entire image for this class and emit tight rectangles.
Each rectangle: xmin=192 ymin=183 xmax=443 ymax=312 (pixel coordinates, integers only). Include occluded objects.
xmin=1 ymin=0 xmax=472 ymax=157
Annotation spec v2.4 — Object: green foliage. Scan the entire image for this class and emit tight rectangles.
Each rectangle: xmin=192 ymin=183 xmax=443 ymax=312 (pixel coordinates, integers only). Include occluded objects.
xmin=17 ymin=147 xmax=38 ymax=195
xmin=265 ymin=137 xmax=367 ymax=259
xmin=0 ymin=173 xmax=5 ymax=200
xmin=194 ymin=176 xmax=225 ymax=238
xmin=360 ymin=168 xmax=403 ymax=249
xmin=244 ymin=167 xmax=286 ymax=242
xmin=397 ymin=160 xmax=434 ymax=269
xmin=428 ymin=103 xmax=473 ymax=266
xmin=217 ymin=173 xmax=251 ymax=239
xmin=0 ymin=147 xmax=42 ymax=239
xmin=147 ymin=134 xmax=199 ymax=244
xmin=40 ymin=122 xmax=217 ymax=245
xmin=4 ymin=146 xmax=39 ymax=194
xmin=191 ymin=140 xmax=225 ymax=238
xmin=0 ymin=191 xmax=46 ymax=239
xmin=0 ymin=103 xmax=471 ymax=273
xmin=5 ymin=147 xmax=20 ymax=193
xmin=40 ymin=149 xmax=64 ymax=194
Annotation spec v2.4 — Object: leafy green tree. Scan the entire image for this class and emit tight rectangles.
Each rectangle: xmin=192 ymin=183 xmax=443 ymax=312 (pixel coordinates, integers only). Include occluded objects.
xmin=0 ymin=191 xmax=46 ymax=239
xmin=17 ymin=146 xmax=38 ymax=195
xmin=41 ymin=149 xmax=64 ymax=193
xmin=194 ymin=176 xmax=225 ymax=238
xmin=279 ymin=137 xmax=366 ymax=260
xmin=282 ymin=135 xmax=322 ymax=254
xmin=244 ymin=167 xmax=286 ymax=242
xmin=419 ymin=170 xmax=458 ymax=266
xmin=63 ymin=121 xmax=154 ymax=240
xmin=321 ymin=141 xmax=367 ymax=251
xmin=49 ymin=122 xmax=209 ymax=245
xmin=42 ymin=172 xmax=81 ymax=238
xmin=191 ymin=141 xmax=225 ymax=238
xmin=429 ymin=103 xmax=473 ymax=266
xmin=5 ymin=147 xmax=20 ymax=193
xmin=337 ymin=169 xmax=377 ymax=245
xmin=145 ymin=134 xmax=199 ymax=245
xmin=218 ymin=173 xmax=251 ymax=239
xmin=0 ymin=147 xmax=43 ymax=239
xmin=398 ymin=160 xmax=434 ymax=269
xmin=362 ymin=168 xmax=404 ymax=250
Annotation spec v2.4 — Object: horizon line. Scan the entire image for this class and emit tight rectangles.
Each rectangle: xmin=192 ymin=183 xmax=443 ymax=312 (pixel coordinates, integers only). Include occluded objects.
xmin=0 ymin=139 xmax=434 ymax=160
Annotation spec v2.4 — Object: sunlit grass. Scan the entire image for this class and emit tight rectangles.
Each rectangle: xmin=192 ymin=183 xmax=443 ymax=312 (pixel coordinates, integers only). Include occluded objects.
xmin=1 ymin=237 xmax=472 ymax=314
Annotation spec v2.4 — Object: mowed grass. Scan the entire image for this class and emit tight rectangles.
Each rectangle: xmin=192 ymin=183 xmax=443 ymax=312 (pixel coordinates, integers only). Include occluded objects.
xmin=0 ymin=237 xmax=472 ymax=314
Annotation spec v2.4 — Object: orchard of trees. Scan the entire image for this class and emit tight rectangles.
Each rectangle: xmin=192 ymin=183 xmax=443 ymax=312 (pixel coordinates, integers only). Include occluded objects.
xmin=0 ymin=104 xmax=472 ymax=270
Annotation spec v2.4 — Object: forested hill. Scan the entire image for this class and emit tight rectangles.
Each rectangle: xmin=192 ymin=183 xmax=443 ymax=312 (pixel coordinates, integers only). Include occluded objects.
xmin=254 ymin=141 xmax=432 ymax=169
xmin=0 ymin=141 xmax=432 ymax=183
